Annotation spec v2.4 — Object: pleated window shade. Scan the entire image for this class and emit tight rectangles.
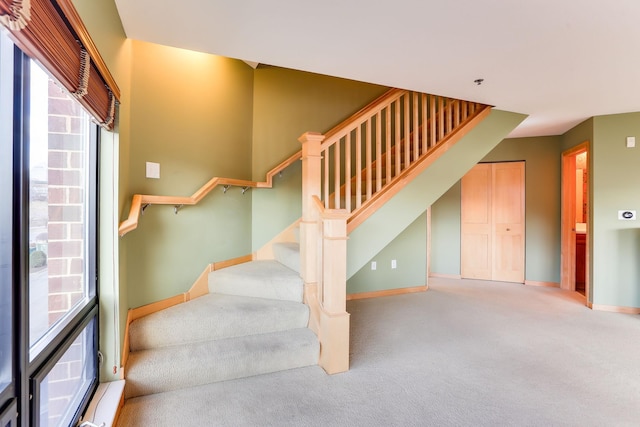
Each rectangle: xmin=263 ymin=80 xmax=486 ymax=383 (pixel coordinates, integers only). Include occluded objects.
xmin=0 ymin=0 xmax=120 ymax=129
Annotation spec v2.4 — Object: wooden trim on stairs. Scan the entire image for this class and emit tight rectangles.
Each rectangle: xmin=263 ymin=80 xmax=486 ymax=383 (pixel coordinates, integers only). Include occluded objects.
xmin=121 ymin=294 xmax=185 ymax=372
xmin=346 ymin=285 xmax=428 ymax=301
xmin=119 ymin=151 xmax=302 ymax=237
xmin=120 ymin=254 xmax=254 ymax=373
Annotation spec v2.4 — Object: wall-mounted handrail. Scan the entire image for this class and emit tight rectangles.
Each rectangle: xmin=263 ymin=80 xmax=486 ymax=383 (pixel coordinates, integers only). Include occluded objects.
xmin=118 ymin=150 xmax=302 ymax=236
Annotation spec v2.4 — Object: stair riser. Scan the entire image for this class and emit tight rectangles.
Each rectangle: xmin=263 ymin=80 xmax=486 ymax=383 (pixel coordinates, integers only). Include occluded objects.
xmin=272 ymin=242 xmax=300 ymax=274
xmin=209 ymin=260 xmax=303 ymax=302
xmin=128 ymin=294 xmax=310 ymax=352
xmin=125 ymin=329 xmax=319 ymax=399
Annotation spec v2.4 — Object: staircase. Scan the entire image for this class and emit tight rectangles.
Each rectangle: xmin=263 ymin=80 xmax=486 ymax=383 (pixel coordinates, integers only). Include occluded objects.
xmin=119 ymin=88 xmax=522 ymax=417
xmin=123 ymin=241 xmax=316 ymax=400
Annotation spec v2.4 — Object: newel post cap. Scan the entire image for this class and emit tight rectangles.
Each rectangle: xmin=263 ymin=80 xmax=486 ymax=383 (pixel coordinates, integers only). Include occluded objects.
xmin=298 ymin=132 xmax=326 ymax=144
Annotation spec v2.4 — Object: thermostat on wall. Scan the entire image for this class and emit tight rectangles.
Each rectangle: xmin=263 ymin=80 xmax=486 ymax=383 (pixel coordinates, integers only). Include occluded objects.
xmin=618 ymin=210 xmax=636 ymax=220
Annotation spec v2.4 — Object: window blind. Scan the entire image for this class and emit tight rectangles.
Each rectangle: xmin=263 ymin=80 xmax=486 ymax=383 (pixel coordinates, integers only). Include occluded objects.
xmin=0 ymin=0 xmax=120 ymax=129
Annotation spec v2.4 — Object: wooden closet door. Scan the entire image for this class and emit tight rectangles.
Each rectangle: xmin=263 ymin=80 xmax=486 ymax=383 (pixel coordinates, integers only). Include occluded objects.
xmin=491 ymin=162 xmax=525 ymax=282
xmin=461 ymin=162 xmax=525 ymax=283
xmin=461 ymin=163 xmax=492 ymax=280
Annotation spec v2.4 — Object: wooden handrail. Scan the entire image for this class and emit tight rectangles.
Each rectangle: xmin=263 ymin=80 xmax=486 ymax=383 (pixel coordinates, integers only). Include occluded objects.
xmin=118 ymin=150 xmax=302 ymax=236
xmin=321 ymin=88 xmax=406 ymax=150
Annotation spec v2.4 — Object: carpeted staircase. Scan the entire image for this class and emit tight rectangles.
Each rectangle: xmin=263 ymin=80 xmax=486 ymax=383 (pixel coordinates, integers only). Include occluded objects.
xmin=123 ymin=241 xmax=318 ymax=401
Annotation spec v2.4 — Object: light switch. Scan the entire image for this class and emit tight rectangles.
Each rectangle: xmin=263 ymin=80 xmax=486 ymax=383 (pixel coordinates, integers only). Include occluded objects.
xmin=146 ymin=162 xmax=160 ymax=179
xmin=626 ymin=136 xmax=635 ymax=148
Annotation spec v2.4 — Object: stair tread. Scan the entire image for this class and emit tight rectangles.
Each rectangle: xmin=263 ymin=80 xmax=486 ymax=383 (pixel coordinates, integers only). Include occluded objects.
xmin=125 ymin=328 xmax=318 ymax=399
xmin=209 ymin=260 xmax=303 ymax=302
xmin=128 ymin=293 xmax=309 ymax=352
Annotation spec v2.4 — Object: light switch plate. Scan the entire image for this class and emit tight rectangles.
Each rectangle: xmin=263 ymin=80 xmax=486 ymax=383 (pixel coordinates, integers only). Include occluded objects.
xmin=626 ymin=136 xmax=636 ymax=148
xmin=146 ymin=162 xmax=160 ymax=179
xmin=618 ymin=210 xmax=636 ymax=220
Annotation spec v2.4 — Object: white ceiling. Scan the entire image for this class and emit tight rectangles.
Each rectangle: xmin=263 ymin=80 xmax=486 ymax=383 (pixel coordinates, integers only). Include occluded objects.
xmin=114 ymin=0 xmax=640 ymax=138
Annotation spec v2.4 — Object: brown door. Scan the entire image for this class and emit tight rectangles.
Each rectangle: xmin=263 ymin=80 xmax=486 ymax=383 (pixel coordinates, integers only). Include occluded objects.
xmin=461 ymin=162 xmax=525 ymax=282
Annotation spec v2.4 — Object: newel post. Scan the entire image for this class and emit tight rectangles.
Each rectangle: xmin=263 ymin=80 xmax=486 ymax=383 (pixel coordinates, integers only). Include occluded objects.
xmin=298 ymin=132 xmax=324 ymax=301
xmin=319 ymin=209 xmax=350 ymax=374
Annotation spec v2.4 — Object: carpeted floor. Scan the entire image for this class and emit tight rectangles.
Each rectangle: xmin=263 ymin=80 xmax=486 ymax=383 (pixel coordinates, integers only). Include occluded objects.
xmin=116 ymin=278 xmax=640 ymax=426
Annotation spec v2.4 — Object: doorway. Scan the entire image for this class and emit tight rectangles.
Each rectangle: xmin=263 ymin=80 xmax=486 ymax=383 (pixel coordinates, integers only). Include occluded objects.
xmin=461 ymin=161 xmax=525 ymax=283
xmin=561 ymin=143 xmax=589 ymax=298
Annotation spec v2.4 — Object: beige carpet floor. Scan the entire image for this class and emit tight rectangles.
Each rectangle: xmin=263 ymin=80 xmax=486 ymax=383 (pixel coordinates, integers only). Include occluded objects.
xmin=116 ymin=278 xmax=640 ymax=426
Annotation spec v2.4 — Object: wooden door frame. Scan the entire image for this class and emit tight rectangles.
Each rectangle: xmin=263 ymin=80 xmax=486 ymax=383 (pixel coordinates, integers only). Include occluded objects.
xmin=560 ymin=142 xmax=589 ymax=301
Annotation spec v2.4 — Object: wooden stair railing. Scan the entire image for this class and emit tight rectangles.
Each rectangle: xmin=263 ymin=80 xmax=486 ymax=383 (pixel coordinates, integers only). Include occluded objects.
xmin=319 ymin=90 xmax=491 ymax=232
xmin=118 ymin=150 xmax=301 ymax=236
xmin=299 ymin=89 xmax=491 ymax=374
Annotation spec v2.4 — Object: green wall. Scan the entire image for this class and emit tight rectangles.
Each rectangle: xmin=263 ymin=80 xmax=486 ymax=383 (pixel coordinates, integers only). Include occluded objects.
xmin=431 ymin=182 xmax=462 ymax=275
xmin=430 ymin=136 xmax=563 ymax=283
xmin=250 ymin=66 xmax=387 ymax=250
xmin=125 ymin=40 xmax=255 ymax=308
xmin=590 ymin=113 xmax=640 ymax=308
xmin=347 ymin=213 xmax=427 ymax=294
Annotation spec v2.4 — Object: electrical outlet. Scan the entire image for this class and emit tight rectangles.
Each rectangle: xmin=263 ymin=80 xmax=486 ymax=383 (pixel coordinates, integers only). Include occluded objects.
xmin=371 ymin=261 xmax=377 ymax=270
xmin=391 ymin=259 xmax=397 ymax=269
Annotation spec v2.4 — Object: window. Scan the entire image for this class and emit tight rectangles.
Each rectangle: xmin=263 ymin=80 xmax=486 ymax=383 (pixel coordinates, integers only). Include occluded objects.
xmin=33 ymin=317 xmax=96 ymax=427
xmin=28 ymin=59 xmax=96 ymax=359
xmin=0 ymin=28 xmax=99 ymax=427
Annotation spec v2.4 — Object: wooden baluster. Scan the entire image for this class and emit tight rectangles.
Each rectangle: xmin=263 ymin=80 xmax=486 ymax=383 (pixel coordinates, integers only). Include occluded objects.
xmin=345 ymin=132 xmax=351 ymax=213
xmin=366 ymin=118 xmax=372 ymax=200
xmin=355 ymin=124 xmax=362 ymax=208
xmin=413 ymin=92 xmax=419 ymax=161
xmin=404 ymin=94 xmax=410 ymax=169
xmin=323 ymin=147 xmax=329 ymax=208
xmin=376 ymin=111 xmax=382 ymax=192
xmin=462 ymin=101 xmax=468 ymax=122
xmin=430 ymin=95 xmax=436 ymax=147
xmin=438 ymin=96 xmax=444 ymax=142
xmin=421 ymin=93 xmax=428 ymax=154
xmin=454 ymin=100 xmax=460 ymax=128
xmin=385 ymin=106 xmax=392 ymax=183
xmin=395 ymin=99 xmax=401 ymax=175
xmin=334 ymin=138 xmax=341 ymax=210
xmin=446 ymin=99 xmax=452 ymax=134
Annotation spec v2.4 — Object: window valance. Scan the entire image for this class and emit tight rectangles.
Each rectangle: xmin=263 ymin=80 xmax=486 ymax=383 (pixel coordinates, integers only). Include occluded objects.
xmin=0 ymin=0 xmax=120 ymax=129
